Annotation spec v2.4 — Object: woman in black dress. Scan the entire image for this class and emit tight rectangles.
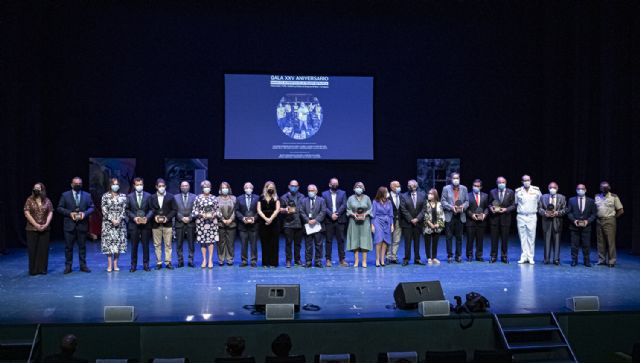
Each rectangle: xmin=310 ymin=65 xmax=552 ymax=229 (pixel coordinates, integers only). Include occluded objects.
xmin=257 ymin=181 xmax=280 ymax=267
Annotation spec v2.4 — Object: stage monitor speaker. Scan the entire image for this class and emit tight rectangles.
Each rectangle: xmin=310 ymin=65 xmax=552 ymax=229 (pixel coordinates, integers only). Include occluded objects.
xmin=566 ymin=296 xmax=600 ymax=312
xmin=104 ymin=306 xmax=135 ymax=322
xmin=318 ymin=354 xmax=351 ymax=363
xmin=418 ymin=300 xmax=450 ymax=317
xmin=386 ymin=351 xmax=418 ymax=363
xmin=394 ymin=281 xmax=445 ymax=310
xmin=255 ymin=284 xmax=300 ymax=312
xmin=265 ymin=303 xmax=295 ymax=320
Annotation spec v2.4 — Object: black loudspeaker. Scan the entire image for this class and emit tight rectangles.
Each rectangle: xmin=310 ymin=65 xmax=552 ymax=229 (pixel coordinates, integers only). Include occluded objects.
xmin=394 ymin=281 xmax=445 ymax=310
xmin=255 ymin=284 xmax=300 ymax=312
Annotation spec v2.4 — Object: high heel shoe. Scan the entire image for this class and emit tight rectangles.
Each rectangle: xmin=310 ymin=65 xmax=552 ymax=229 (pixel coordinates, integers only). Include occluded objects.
xmin=107 ymin=267 xmax=112 ymax=272
xmin=114 ymin=266 xmax=120 ymax=271
xmin=362 ymin=262 xmax=367 ymax=268
xmin=201 ymin=262 xmax=206 ymax=269
xmin=208 ymin=262 xmax=213 ymax=269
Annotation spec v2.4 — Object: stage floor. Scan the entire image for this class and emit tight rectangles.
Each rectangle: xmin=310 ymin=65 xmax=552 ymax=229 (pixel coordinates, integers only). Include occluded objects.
xmin=1 ymin=237 xmax=639 ymax=324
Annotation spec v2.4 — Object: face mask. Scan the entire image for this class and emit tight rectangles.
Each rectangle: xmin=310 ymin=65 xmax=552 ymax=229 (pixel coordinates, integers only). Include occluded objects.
xmin=289 ymin=186 xmax=298 ymax=193
xmin=72 ymin=185 xmax=82 ymax=192
xmin=549 ymin=188 xmax=557 ymax=195
xmin=452 ymin=179 xmax=460 ymax=186
xmin=180 ymin=188 xmax=190 ymax=194
xmin=308 ymin=192 xmax=316 ymax=198
xmin=408 ymin=185 xmax=417 ymax=192
xmin=221 ymin=188 xmax=229 ymax=195
xmin=427 ymin=194 xmax=434 ymax=201
xmin=135 ymin=185 xmax=144 ymax=193
xmin=354 ymin=188 xmax=363 ymax=195
xmin=267 ymin=189 xmax=275 ymax=195
xmin=244 ymin=188 xmax=253 ymax=195
xmin=32 ymin=189 xmax=41 ymax=196
xmin=576 ymin=189 xmax=586 ymax=197
xmin=330 ymin=185 xmax=338 ymax=191
xmin=111 ymin=185 xmax=120 ymax=192
xmin=385 ymin=192 xmax=390 ymax=199
xmin=395 ymin=187 xmax=401 ymax=194
xmin=157 ymin=187 xmax=166 ymax=194
xmin=523 ymin=181 xmax=531 ymax=188
xmin=601 ymin=186 xmax=610 ymax=194
xmin=203 ymin=187 xmax=211 ymax=194
xmin=497 ymin=183 xmax=506 ymax=190
xmin=472 ymin=187 xmax=480 ymax=193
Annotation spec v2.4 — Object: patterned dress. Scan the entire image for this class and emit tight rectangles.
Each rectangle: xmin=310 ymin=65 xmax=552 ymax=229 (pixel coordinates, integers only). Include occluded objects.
xmin=192 ymin=194 xmax=221 ymax=244
xmin=100 ymin=192 xmax=128 ymax=254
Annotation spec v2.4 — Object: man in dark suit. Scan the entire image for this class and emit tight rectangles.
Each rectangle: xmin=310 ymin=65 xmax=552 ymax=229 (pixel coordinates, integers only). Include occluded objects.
xmin=567 ymin=184 xmax=597 ymax=267
xmin=174 ymin=180 xmax=197 ymax=268
xmin=488 ymin=176 xmax=516 ymax=263
xmin=127 ymin=177 xmax=153 ymax=272
xmin=56 ymin=177 xmax=95 ymax=274
xmin=386 ymin=180 xmax=403 ymax=264
xmin=441 ymin=172 xmax=469 ymax=263
xmin=466 ymin=179 xmax=489 ymax=262
xmin=321 ymin=178 xmax=347 ymax=267
xmin=149 ymin=178 xmax=176 ymax=270
xmin=301 ymin=184 xmax=327 ymax=268
xmin=400 ymin=179 xmax=426 ymax=265
xmin=538 ymin=181 xmax=568 ymax=265
xmin=236 ymin=182 xmax=260 ymax=267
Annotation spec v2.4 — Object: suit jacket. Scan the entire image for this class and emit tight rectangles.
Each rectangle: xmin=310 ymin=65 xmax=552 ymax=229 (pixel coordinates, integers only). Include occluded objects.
xmin=174 ymin=192 xmax=197 ymax=228
xmin=321 ymin=189 xmax=347 ymax=224
xmin=399 ymin=190 xmax=427 ymax=228
xmin=149 ymin=192 xmax=176 ymax=228
xmin=466 ymin=191 xmax=489 ymax=224
xmin=235 ymin=193 xmax=260 ymax=231
xmin=301 ymin=196 xmax=327 ymax=232
xmin=56 ymin=190 xmax=95 ymax=232
xmin=566 ymin=196 xmax=597 ymax=230
xmin=389 ymin=191 xmax=403 ymax=223
xmin=441 ymin=184 xmax=469 ymax=223
xmin=538 ymin=193 xmax=567 ymax=232
xmin=127 ymin=191 xmax=153 ymax=231
xmin=488 ymin=188 xmax=516 ymax=225
xmin=279 ymin=192 xmax=304 ymax=229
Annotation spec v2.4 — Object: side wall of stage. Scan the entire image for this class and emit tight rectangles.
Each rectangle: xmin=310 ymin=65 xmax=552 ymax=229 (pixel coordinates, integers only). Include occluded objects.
xmin=22 ymin=312 xmax=640 ymax=363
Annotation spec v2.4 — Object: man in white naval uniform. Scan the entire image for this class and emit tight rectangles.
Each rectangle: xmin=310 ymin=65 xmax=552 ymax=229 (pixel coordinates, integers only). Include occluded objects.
xmin=515 ymin=175 xmax=541 ymax=264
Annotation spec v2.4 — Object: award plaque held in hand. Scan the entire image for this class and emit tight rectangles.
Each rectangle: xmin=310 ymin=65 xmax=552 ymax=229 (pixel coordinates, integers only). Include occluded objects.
xmin=136 ymin=209 xmax=146 ymax=224
xmin=492 ymin=200 xmax=502 ymax=213
xmin=454 ymin=199 xmax=463 ymax=214
xmin=474 ymin=207 xmax=484 ymax=221
xmin=157 ymin=210 xmax=167 ymax=224
xmin=546 ymin=203 xmax=555 ymax=217
xmin=355 ymin=207 xmax=365 ymax=224
xmin=203 ymin=205 xmax=213 ymax=219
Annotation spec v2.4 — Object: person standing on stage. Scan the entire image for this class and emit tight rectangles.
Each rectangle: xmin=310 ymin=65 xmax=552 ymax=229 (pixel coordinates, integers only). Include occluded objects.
xmin=217 ymin=181 xmax=237 ymax=267
xmin=538 ymin=181 xmax=567 ymax=265
xmin=149 ymin=178 xmax=176 ymax=270
xmin=595 ymin=181 xmax=624 ymax=267
xmin=127 ymin=177 xmax=153 ymax=272
xmin=192 ymin=180 xmax=220 ymax=269
xmin=488 ymin=176 xmax=516 ymax=263
xmin=236 ymin=182 xmax=260 ymax=267
xmin=567 ymin=184 xmax=597 ymax=267
xmin=280 ymin=180 xmax=304 ymax=267
xmin=441 ymin=172 xmax=469 ymax=263
xmin=24 ymin=182 xmax=53 ymax=275
xmin=258 ymin=181 xmax=280 ymax=267
xmin=466 ymin=179 xmax=489 ymax=262
xmin=301 ymin=184 xmax=326 ymax=268
xmin=56 ymin=177 xmax=94 ymax=274
xmin=386 ymin=180 xmax=403 ymax=264
xmin=371 ymin=186 xmax=393 ymax=267
xmin=516 ymin=175 xmax=542 ymax=264
xmin=346 ymin=182 xmax=373 ymax=268
xmin=400 ymin=179 xmax=426 ymax=266
xmin=174 ymin=181 xmax=197 ymax=268
xmin=423 ymin=188 xmax=445 ymax=264
xmin=100 ymin=178 xmax=127 ymax=272
xmin=321 ymin=178 xmax=348 ymax=267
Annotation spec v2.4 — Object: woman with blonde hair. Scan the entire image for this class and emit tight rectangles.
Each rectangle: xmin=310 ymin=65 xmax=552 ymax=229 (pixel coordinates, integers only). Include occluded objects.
xmin=257 ymin=181 xmax=281 ymax=267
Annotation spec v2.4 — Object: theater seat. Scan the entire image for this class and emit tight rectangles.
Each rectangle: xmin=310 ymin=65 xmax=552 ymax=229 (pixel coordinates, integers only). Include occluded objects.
xmin=314 ymin=353 xmax=355 ymax=363
xmin=265 ymin=356 xmax=306 ymax=363
xmin=425 ymin=350 xmax=466 ymax=363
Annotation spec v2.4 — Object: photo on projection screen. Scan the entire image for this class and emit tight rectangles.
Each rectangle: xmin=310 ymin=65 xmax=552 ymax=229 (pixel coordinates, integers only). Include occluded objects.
xmin=224 ymin=74 xmax=374 ymax=160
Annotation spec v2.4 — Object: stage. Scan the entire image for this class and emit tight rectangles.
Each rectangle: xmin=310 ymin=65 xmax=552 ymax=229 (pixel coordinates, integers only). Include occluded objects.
xmin=1 ymin=237 xmax=639 ymax=325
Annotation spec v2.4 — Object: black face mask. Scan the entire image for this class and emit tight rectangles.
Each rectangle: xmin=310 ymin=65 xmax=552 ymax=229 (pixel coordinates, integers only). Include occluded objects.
xmin=601 ymin=186 xmax=610 ymax=193
xmin=72 ymin=185 xmax=82 ymax=192
xmin=267 ymin=189 xmax=275 ymax=195
xmin=330 ymin=185 xmax=338 ymax=191
xmin=32 ymin=189 xmax=41 ymax=196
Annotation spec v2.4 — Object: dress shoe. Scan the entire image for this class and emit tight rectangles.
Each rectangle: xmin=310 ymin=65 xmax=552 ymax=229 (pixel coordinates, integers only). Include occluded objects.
xmin=501 ymin=257 xmax=509 ymax=264
xmin=294 ymin=261 xmax=302 ymax=266
xmin=596 ymin=261 xmax=607 ymax=266
xmin=218 ymin=262 xmax=224 ymax=267
xmin=305 ymin=262 xmax=312 ymax=268
xmin=63 ymin=266 xmax=72 ymax=274
xmin=155 ymin=264 xmax=162 ymax=270
xmin=466 ymin=256 xmax=473 ymax=262
xmin=177 ymin=262 xmax=184 ymax=268
xmin=571 ymin=260 xmax=577 ymax=267
xmin=286 ymin=261 xmax=291 ymax=268
xmin=476 ymin=257 xmax=484 ymax=262
xmin=166 ymin=263 xmax=174 ymax=270
xmin=447 ymin=257 xmax=453 ymax=264
xmin=528 ymin=260 xmax=535 ymax=265
xmin=129 ymin=267 xmax=137 ymax=272
xmin=455 ymin=256 xmax=462 ymax=263
xmin=80 ymin=266 xmax=91 ymax=273
xmin=188 ymin=262 xmax=194 ymax=268
xmin=415 ymin=260 xmax=425 ymax=265
xmin=554 ymin=260 xmax=560 ymax=265
xmin=250 ymin=262 xmax=257 ymax=267
xmin=240 ymin=262 xmax=248 ymax=267
xmin=227 ymin=261 xmax=233 ymax=266
xmin=315 ymin=262 xmax=323 ymax=268
xmin=584 ymin=261 xmax=592 ymax=267
xmin=402 ymin=261 xmax=409 ymax=266
xmin=544 ymin=260 xmax=550 ymax=265
xmin=326 ymin=260 xmax=332 ymax=267
xmin=489 ymin=257 xmax=497 ymax=263
xmin=517 ymin=259 xmax=527 ymax=264
xmin=340 ymin=260 xmax=349 ymax=267
xmin=432 ymin=258 xmax=441 ymax=264
xmin=608 ymin=263 xmax=615 ymax=268
xmin=143 ymin=264 xmax=151 ymax=271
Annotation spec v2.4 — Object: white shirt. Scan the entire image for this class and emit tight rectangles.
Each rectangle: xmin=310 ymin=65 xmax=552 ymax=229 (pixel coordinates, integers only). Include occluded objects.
xmin=158 ymin=193 xmax=165 ymax=208
xmin=331 ymin=192 xmax=337 ymax=213
xmin=516 ymin=186 xmax=541 ymax=214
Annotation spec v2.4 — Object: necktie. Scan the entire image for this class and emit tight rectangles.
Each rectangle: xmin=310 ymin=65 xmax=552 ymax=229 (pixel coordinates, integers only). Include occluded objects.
xmin=579 ymin=197 xmax=584 ymax=213
xmin=395 ymin=194 xmax=399 ymax=209
xmin=499 ymin=191 xmax=504 ymax=202
xmin=311 ymin=198 xmax=315 ymax=209
xmin=137 ymin=193 xmax=142 ymax=208
xmin=74 ymin=192 xmax=80 ymax=206
xmin=551 ymin=195 xmax=556 ymax=207
xmin=412 ymin=193 xmax=416 ymax=208
xmin=476 ymin=193 xmax=480 ymax=206
xmin=183 ymin=194 xmax=188 ymax=207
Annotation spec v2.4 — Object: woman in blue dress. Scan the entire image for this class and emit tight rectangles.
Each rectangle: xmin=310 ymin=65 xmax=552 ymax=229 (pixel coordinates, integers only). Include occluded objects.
xmin=371 ymin=186 xmax=394 ymax=267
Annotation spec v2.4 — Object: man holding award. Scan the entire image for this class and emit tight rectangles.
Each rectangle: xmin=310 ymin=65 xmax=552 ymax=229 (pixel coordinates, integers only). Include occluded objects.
xmin=127 ymin=177 xmax=153 ymax=272
xmin=280 ymin=180 xmax=304 ymax=267
xmin=538 ymin=182 xmax=568 ymax=265
xmin=488 ymin=176 xmax=516 ymax=263
xmin=567 ymin=184 xmax=597 ymax=267
xmin=515 ymin=175 xmax=542 ymax=264
xmin=236 ymin=182 xmax=260 ymax=267
xmin=441 ymin=172 xmax=469 ymax=263
xmin=466 ymin=179 xmax=489 ymax=262
xmin=149 ymin=178 xmax=176 ymax=270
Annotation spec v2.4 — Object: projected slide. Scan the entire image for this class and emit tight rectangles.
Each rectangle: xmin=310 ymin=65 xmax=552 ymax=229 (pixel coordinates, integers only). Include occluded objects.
xmin=225 ymin=74 xmax=373 ymax=160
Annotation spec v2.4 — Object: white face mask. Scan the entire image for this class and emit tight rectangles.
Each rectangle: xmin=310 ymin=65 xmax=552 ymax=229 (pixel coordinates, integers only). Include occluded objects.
xmin=221 ymin=188 xmax=229 ymax=195
xmin=111 ymin=185 xmax=120 ymax=192
xmin=523 ymin=181 xmax=531 ymax=188
xmin=576 ymin=189 xmax=585 ymax=197
xmin=354 ymin=188 xmax=363 ymax=195
xmin=244 ymin=188 xmax=253 ymax=195
xmin=135 ymin=185 xmax=144 ymax=192
xmin=157 ymin=187 xmax=166 ymax=194
xmin=452 ymin=179 xmax=460 ymax=186
xmin=549 ymin=188 xmax=557 ymax=195
xmin=203 ymin=187 xmax=211 ymax=194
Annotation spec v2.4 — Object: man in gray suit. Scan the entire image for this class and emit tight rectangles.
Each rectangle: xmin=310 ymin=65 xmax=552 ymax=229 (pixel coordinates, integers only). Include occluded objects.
xmin=441 ymin=172 xmax=469 ymax=263
xmin=400 ymin=179 xmax=427 ymax=265
xmin=301 ymin=184 xmax=327 ymax=268
xmin=174 ymin=181 xmax=197 ymax=268
xmin=537 ymin=181 xmax=567 ymax=265
xmin=236 ymin=182 xmax=260 ymax=267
